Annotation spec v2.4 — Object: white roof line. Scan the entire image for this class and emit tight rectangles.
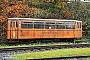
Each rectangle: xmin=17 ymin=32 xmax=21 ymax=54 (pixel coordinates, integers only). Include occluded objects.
xmin=8 ymin=18 xmax=82 ymax=22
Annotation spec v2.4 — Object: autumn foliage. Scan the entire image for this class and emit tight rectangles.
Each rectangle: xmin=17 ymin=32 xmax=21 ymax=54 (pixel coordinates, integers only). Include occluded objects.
xmin=0 ymin=16 xmax=7 ymax=37
xmin=0 ymin=0 xmax=68 ymax=37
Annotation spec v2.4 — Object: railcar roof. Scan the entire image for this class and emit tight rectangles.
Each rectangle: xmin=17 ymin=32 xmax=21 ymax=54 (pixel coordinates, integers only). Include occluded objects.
xmin=8 ymin=18 xmax=82 ymax=22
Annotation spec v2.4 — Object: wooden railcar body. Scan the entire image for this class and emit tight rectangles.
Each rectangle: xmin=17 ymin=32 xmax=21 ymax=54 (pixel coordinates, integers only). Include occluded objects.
xmin=7 ymin=18 xmax=82 ymax=40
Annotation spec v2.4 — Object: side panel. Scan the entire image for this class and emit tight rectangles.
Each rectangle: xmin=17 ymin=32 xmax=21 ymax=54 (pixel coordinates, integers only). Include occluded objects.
xmin=20 ymin=30 xmax=35 ymax=39
xmin=10 ymin=21 xmax=18 ymax=39
xmin=19 ymin=30 xmax=44 ymax=39
xmin=56 ymin=30 xmax=75 ymax=38
xmin=42 ymin=30 xmax=57 ymax=38
xmin=18 ymin=20 xmax=21 ymax=39
xmin=75 ymin=22 xmax=82 ymax=38
xmin=19 ymin=29 xmax=75 ymax=39
xmin=7 ymin=20 xmax=10 ymax=39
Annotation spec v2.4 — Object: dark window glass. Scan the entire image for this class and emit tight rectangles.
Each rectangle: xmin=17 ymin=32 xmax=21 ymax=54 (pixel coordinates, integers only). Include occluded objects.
xmin=11 ymin=21 xmax=18 ymax=27
xmin=13 ymin=22 xmax=15 ymax=28
xmin=56 ymin=23 xmax=65 ymax=29
xmin=45 ymin=22 xmax=55 ymax=29
xmin=80 ymin=23 xmax=81 ymax=28
xmin=16 ymin=21 xmax=18 ymax=27
xmin=21 ymin=22 xmax=33 ymax=28
xmin=10 ymin=21 xmax=12 ymax=27
xmin=34 ymin=22 xmax=44 ymax=29
xmin=77 ymin=23 xmax=79 ymax=28
xmin=66 ymin=24 xmax=75 ymax=29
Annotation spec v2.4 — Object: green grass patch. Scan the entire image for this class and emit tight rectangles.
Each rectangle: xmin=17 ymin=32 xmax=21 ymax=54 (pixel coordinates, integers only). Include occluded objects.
xmin=0 ymin=43 xmax=70 ymax=48
xmin=12 ymin=48 xmax=90 ymax=60
xmin=0 ymin=42 xmax=89 ymax=49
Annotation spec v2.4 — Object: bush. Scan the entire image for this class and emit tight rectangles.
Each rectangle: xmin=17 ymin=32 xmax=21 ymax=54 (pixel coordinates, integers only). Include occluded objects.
xmin=0 ymin=36 xmax=7 ymax=45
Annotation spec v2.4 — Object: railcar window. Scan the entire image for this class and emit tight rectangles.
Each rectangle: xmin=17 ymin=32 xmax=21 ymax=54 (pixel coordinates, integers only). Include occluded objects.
xmin=13 ymin=22 xmax=16 ymax=28
xmin=77 ymin=23 xmax=79 ymax=28
xmin=21 ymin=22 xmax=33 ymax=28
xmin=10 ymin=21 xmax=18 ymax=27
xmin=66 ymin=24 xmax=75 ymax=29
xmin=45 ymin=22 xmax=55 ymax=29
xmin=56 ymin=23 xmax=65 ymax=29
xmin=10 ymin=21 xmax=12 ymax=27
xmin=80 ymin=23 xmax=81 ymax=28
xmin=77 ymin=22 xmax=81 ymax=28
xmin=16 ymin=21 xmax=18 ymax=27
xmin=34 ymin=22 xmax=44 ymax=29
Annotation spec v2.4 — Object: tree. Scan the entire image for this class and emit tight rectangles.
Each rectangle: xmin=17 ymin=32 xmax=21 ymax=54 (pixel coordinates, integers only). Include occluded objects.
xmin=67 ymin=2 xmax=90 ymax=38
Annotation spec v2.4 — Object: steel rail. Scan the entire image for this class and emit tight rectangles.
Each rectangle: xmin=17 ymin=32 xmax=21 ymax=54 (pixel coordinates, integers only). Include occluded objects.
xmin=25 ymin=56 xmax=90 ymax=60
xmin=0 ymin=44 xmax=90 ymax=53
xmin=0 ymin=44 xmax=90 ymax=60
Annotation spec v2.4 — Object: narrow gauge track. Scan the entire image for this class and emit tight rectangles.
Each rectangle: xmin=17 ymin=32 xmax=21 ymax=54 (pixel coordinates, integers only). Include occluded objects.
xmin=26 ymin=56 xmax=90 ymax=60
xmin=0 ymin=44 xmax=90 ymax=53
xmin=0 ymin=44 xmax=90 ymax=60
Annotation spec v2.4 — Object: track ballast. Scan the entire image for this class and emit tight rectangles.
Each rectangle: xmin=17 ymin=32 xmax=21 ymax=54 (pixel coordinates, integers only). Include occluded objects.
xmin=0 ymin=44 xmax=90 ymax=60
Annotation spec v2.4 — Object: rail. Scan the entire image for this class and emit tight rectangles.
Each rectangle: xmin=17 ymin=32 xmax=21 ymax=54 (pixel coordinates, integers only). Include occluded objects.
xmin=26 ymin=56 xmax=90 ymax=60
xmin=0 ymin=44 xmax=90 ymax=52
xmin=0 ymin=44 xmax=90 ymax=60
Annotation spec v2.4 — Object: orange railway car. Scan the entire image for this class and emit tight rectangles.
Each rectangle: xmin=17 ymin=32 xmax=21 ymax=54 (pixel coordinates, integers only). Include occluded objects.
xmin=7 ymin=18 xmax=82 ymax=41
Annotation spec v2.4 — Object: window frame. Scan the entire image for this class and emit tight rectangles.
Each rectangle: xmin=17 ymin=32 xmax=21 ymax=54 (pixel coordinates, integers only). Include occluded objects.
xmin=56 ymin=22 xmax=65 ymax=29
xmin=65 ymin=22 xmax=75 ymax=29
xmin=77 ymin=22 xmax=81 ymax=28
xmin=34 ymin=22 xmax=44 ymax=29
xmin=45 ymin=22 xmax=55 ymax=29
xmin=21 ymin=22 xmax=33 ymax=29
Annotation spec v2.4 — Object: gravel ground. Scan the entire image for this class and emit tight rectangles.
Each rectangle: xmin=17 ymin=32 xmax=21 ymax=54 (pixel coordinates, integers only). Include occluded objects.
xmin=0 ymin=49 xmax=43 ymax=60
xmin=0 ymin=50 xmax=29 ymax=60
xmin=0 ymin=51 xmax=90 ymax=60
xmin=0 ymin=53 xmax=13 ymax=60
xmin=0 ymin=48 xmax=90 ymax=60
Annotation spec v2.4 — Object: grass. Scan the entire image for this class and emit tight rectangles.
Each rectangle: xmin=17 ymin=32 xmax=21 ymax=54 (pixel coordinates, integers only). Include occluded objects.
xmin=0 ymin=42 xmax=70 ymax=48
xmin=0 ymin=42 xmax=89 ymax=49
xmin=12 ymin=48 xmax=90 ymax=60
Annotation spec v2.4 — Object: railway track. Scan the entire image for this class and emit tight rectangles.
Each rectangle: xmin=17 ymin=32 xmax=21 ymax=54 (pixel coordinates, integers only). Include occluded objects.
xmin=0 ymin=44 xmax=90 ymax=53
xmin=0 ymin=44 xmax=90 ymax=60
xmin=26 ymin=56 xmax=90 ymax=60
